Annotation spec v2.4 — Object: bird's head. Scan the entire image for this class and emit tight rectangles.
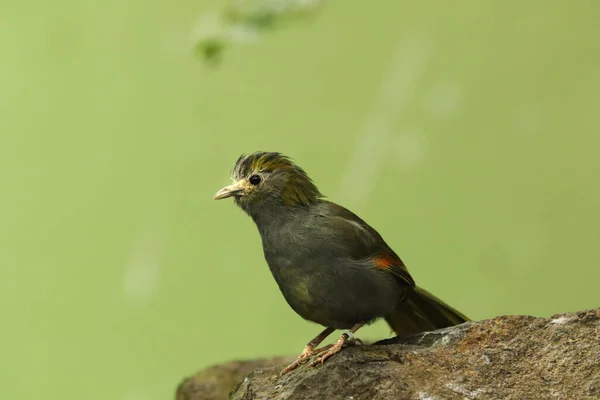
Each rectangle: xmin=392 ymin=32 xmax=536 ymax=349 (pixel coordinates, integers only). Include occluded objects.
xmin=214 ymin=152 xmax=323 ymax=215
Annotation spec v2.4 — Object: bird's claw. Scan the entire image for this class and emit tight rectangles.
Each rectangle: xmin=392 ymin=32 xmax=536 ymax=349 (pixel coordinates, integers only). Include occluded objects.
xmin=297 ymin=357 xmax=309 ymax=365
xmin=281 ymin=329 xmax=363 ymax=374
xmin=280 ymin=358 xmax=302 ymax=375
xmin=307 ymin=345 xmax=341 ymax=367
xmin=307 ymin=332 xmax=358 ymax=368
xmin=280 ymin=345 xmax=315 ymax=375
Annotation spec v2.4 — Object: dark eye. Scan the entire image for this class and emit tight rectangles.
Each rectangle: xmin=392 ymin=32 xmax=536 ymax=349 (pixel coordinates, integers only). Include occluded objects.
xmin=249 ymin=174 xmax=262 ymax=185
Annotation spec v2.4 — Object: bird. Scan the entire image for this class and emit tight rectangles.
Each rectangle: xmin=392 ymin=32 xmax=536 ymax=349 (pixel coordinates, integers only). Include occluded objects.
xmin=214 ymin=151 xmax=469 ymax=374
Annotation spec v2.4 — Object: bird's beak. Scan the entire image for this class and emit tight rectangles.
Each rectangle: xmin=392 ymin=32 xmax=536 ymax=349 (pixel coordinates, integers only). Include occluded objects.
xmin=214 ymin=180 xmax=247 ymax=200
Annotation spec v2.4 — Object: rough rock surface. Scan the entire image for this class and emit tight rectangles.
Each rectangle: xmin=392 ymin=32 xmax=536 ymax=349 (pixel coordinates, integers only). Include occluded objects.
xmin=177 ymin=309 xmax=600 ymax=400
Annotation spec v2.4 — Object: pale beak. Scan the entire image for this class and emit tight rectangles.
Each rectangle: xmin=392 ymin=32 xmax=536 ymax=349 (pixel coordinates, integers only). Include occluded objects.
xmin=214 ymin=180 xmax=247 ymax=200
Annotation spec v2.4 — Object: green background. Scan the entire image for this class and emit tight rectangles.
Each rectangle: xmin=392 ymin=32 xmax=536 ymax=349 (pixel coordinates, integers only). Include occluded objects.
xmin=1 ymin=1 xmax=599 ymax=399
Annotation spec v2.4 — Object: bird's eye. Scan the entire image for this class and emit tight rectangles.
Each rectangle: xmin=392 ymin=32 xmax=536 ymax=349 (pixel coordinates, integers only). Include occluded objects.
xmin=249 ymin=174 xmax=262 ymax=185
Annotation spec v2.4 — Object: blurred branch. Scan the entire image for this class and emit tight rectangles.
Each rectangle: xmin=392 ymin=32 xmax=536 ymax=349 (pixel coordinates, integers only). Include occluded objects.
xmin=191 ymin=0 xmax=325 ymax=64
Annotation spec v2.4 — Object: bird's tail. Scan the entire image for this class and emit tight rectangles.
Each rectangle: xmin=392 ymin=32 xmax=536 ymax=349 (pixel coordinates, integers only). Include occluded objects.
xmin=385 ymin=286 xmax=469 ymax=335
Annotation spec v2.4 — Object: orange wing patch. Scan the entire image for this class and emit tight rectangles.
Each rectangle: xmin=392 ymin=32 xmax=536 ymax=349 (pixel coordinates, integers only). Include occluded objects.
xmin=373 ymin=253 xmax=416 ymax=287
xmin=374 ymin=254 xmax=397 ymax=270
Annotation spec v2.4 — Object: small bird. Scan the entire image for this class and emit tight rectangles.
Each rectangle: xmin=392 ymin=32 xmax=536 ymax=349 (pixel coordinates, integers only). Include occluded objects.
xmin=214 ymin=152 xmax=468 ymax=374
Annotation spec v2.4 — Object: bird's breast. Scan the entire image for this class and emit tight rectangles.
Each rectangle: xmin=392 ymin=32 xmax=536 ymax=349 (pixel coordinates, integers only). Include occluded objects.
xmin=257 ymin=219 xmax=402 ymax=328
xmin=263 ymin=249 xmax=324 ymax=314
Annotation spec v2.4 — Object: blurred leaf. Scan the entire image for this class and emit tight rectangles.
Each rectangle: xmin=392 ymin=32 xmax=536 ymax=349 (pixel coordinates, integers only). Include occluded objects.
xmin=192 ymin=0 xmax=325 ymax=64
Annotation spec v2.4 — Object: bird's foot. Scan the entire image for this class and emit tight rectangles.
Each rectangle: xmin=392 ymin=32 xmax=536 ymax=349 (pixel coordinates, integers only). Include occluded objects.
xmin=280 ymin=327 xmax=337 ymax=375
xmin=308 ymin=331 xmax=360 ymax=368
xmin=280 ymin=344 xmax=317 ymax=375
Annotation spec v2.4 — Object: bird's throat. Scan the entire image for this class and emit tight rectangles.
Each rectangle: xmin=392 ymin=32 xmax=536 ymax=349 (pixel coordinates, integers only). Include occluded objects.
xmin=241 ymin=199 xmax=311 ymax=240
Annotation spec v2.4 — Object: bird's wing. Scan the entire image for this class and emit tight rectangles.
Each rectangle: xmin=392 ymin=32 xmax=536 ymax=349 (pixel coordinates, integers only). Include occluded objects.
xmin=316 ymin=201 xmax=416 ymax=288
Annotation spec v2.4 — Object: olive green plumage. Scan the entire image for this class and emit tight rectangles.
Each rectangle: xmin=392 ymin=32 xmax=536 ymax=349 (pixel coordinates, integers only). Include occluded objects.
xmin=232 ymin=152 xmax=322 ymax=207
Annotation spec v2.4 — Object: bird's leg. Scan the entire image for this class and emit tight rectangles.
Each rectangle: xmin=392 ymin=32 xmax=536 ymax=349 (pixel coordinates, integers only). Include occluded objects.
xmin=280 ymin=327 xmax=335 ymax=375
xmin=308 ymin=322 xmax=365 ymax=368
